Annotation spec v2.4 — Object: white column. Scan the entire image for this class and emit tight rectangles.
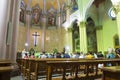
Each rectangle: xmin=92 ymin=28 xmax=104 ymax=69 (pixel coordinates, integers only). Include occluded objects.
xmin=25 ymin=13 xmax=31 ymax=51
xmin=116 ymin=12 xmax=120 ymax=44
xmin=0 ymin=0 xmax=11 ymax=59
xmin=25 ymin=0 xmax=32 ymax=51
xmin=10 ymin=0 xmax=21 ymax=62
xmin=41 ymin=16 xmax=46 ymax=51
xmin=57 ymin=14 xmax=62 ymax=51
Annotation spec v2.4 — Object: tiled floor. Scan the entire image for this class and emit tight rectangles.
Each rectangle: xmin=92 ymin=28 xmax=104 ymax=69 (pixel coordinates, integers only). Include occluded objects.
xmin=11 ymin=76 xmax=102 ymax=80
xmin=11 ymin=76 xmax=24 ymax=80
xmin=11 ymin=76 xmax=47 ymax=80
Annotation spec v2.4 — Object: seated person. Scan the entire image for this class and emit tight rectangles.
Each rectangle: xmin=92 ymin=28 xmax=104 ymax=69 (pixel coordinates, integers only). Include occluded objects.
xmin=97 ymin=51 xmax=104 ymax=58
xmin=39 ymin=51 xmax=47 ymax=58
xmin=24 ymin=53 xmax=29 ymax=58
xmin=30 ymin=53 xmax=35 ymax=58
xmin=85 ymin=51 xmax=94 ymax=59
xmin=56 ymin=52 xmax=61 ymax=58
xmin=79 ymin=52 xmax=85 ymax=58
xmin=106 ymin=48 xmax=115 ymax=59
xmin=106 ymin=48 xmax=115 ymax=66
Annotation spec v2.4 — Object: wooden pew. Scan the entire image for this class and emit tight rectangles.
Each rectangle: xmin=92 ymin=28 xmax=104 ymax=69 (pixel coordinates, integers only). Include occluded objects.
xmin=30 ymin=58 xmax=79 ymax=80
xmin=46 ymin=58 xmax=120 ymax=80
xmin=102 ymin=66 xmax=120 ymax=80
xmin=26 ymin=58 xmax=35 ymax=80
xmin=0 ymin=60 xmax=13 ymax=80
xmin=19 ymin=58 xmax=120 ymax=80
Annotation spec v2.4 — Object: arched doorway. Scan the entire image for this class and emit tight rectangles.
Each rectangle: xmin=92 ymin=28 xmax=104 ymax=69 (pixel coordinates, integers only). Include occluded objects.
xmin=72 ymin=19 xmax=80 ymax=52
xmin=86 ymin=17 xmax=97 ymax=53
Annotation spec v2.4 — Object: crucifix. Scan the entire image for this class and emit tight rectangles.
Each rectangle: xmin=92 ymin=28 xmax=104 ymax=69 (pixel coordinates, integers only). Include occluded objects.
xmin=32 ymin=32 xmax=40 ymax=46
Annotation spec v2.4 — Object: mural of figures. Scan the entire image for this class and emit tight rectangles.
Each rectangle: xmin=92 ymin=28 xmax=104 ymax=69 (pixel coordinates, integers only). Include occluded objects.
xmin=32 ymin=4 xmax=41 ymax=26
xmin=19 ymin=1 xmax=25 ymax=23
xmin=48 ymin=17 xmax=56 ymax=26
xmin=19 ymin=8 xmax=24 ymax=22
xmin=32 ymin=8 xmax=40 ymax=25
xmin=47 ymin=8 xmax=56 ymax=27
xmin=86 ymin=17 xmax=97 ymax=53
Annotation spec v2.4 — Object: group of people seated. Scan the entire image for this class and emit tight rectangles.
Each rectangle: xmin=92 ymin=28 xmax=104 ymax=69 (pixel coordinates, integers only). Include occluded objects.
xmin=21 ymin=47 xmax=120 ymax=59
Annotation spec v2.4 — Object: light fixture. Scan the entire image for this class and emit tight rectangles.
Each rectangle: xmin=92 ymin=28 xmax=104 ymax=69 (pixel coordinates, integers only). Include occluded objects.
xmin=108 ymin=7 xmax=116 ymax=20
xmin=25 ymin=43 xmax=28 ymax=46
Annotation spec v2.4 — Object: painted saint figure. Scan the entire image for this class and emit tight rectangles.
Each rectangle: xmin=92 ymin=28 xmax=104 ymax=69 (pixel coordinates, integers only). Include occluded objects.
xmin=33 ymin=8 xmax=40 ymax=24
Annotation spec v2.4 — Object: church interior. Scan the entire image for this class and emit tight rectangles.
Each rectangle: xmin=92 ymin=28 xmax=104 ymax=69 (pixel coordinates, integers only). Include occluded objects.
xmin=0 ymin=0 xmax=120 ymax=80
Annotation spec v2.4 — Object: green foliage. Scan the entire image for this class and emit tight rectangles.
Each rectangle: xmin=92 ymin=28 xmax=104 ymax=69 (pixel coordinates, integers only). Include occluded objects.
xmin=53 ymin=48 xmax=58 ymax=54
xmin=29 ymin=48 xmax=35 ymax=54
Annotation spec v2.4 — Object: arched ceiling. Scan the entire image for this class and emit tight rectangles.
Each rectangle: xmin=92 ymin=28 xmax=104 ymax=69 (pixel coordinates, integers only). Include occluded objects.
xmin=23 ymin=0 xmax=68 ymax=11
xmin=20 ymin=0 xmax=78 ymax=25
xmin=93 ymin=0 xmax=106 ymax=7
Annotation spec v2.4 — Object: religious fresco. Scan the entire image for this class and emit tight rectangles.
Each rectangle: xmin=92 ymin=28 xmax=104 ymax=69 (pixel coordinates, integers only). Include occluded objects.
xmin=86 ymin=17 xmax=97 ymax=53
xmin=32 ymin=5 xmax=41 ymax=26
xmin=19 ymin=1 xmax=25 ymax=23
xmin=113 ymin=34 xmax=120 ymax=48
xmin=47 ymin=7 xmax=56 ymax=28
xmin=20 ymin=8 xmax=25 ymax=22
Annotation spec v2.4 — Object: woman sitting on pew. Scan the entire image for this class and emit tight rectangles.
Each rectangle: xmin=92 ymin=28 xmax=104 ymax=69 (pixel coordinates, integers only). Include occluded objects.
xmin=30 ymin=53 xmax=35 ymax=58
xmin=106 ymin=48 xmax=115 ymax=59
xmin=24 ymin=53 xmax=29 ymax=58
xmin=106 ymin=48 xmax=115 ymax=66
xmin=85 ymin=51 xmax=94 ymax=59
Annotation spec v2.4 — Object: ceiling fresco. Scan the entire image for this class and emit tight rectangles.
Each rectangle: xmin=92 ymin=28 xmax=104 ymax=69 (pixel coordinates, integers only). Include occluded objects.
xmin=19 ymin=0 xmax=78 ymax=27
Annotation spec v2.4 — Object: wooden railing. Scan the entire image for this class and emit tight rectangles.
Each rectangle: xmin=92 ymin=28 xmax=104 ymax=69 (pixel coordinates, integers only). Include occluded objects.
xmin=0 ymin=60 xmax=13 ymax=80
xmin=17 ymin=58 xmax=120 ymax=80
xmin=46 ymin=59 xmax=120 ymax=80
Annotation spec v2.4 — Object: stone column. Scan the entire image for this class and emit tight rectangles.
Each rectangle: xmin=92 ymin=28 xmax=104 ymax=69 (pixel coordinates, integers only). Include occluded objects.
xmin=9 ymin=0 xmax=21 ymax=62
xmin=65 ymin=7 xmax=73 ymax=53
xmin=79 ymin=21 xmax=87 ymax=53
xmin=57 ymin=14 xmax=62 ymax=51
xmin=41 ymin=16 xmax=46 ymax=51
xmin=116 ymin=12 xmax=120 ymax=44
xmin=6 ymin=0 xmax=16 ymax=59
xmin=25 ymin=0 xmax=32 ymax=51
xmin=96 ymin=25 xmax=104 ymax=52
xmin=0 ymin=0 xmax=11 ymax=59
xmin=25 ymin=12 xmax=31 ymax=51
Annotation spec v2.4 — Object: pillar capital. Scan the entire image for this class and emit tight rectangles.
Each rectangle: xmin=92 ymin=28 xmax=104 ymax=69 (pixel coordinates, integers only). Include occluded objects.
xmin=79 ymin=21 xmax=86 ymax=28
xmin=96 ymin=25 xmax=103 ymax=30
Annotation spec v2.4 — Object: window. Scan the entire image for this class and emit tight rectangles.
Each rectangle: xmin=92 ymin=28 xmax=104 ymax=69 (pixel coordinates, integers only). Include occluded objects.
xmin=108 ymin=7 xmax=116 ymax=20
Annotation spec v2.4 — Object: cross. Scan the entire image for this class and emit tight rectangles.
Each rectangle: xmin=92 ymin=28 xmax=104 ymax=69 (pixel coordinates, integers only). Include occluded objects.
xmin=32 ymin=32 xmax=40 ymax=46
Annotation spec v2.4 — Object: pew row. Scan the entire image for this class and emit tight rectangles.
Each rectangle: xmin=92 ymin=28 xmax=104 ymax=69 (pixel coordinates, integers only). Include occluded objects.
xmin=18 ymin=58 xmax=120 ymax=80
xmin=46 ymin=59 xmax=120 ymax=80
xmin=0 ymin=60 xmax=13 ymax=80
